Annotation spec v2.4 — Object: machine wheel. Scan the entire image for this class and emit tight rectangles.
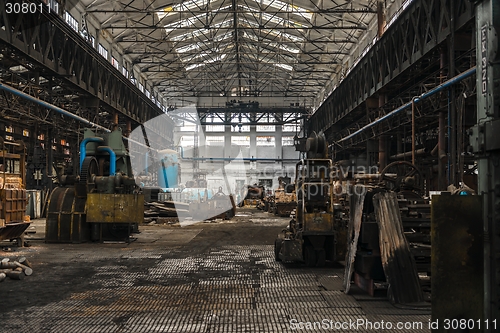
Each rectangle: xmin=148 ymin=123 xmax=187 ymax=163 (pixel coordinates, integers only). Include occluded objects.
xmin=304 ymin=246 xmax=317 ymax=267
xmin=80 ymin=156 xmax=98 ymax=184
xmin=316 ymin=249 xmax=326 ymax=267
xmin=380 ymin=161 xmax=423 ymax=194
xmin=274 ymin=238 xmax=283 ymax=261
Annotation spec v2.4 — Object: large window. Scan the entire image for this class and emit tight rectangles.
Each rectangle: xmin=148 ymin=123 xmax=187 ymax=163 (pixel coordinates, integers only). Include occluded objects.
xmin=283 ymin=123 xmax=300 ymax=132
xmin=180 ymin=136 xmax=194 ymax=146
xmin=257 ymin=136 xmax=275 ymax=147
xmin=205 ymin=125 xmax=225 ymax=132
xmin=179 ymin=123 xmax=197 ymax=132
xmin=282 ymin=136 xmax=294 ymax=146
xmin=257 ymin=125 xmax=275 ymax=132
xmin=231 ymin=125 xmax=250 ymax=132
xmin=231 ymin=136 xmax=250 ymax=147
xmin=206 ymin=136 xmax=224 ymax=146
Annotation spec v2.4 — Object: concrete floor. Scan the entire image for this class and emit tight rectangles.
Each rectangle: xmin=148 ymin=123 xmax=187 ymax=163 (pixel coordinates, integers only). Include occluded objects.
xmin=0 ymin=208 xmax=430 ymax=332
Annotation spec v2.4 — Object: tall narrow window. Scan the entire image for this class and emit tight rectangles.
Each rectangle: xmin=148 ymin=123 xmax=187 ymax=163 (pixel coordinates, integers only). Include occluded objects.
xmin=65 ymin=12 xmax=78 ymax=32
xmin=98 ymin=44 xmax=108 ymax=59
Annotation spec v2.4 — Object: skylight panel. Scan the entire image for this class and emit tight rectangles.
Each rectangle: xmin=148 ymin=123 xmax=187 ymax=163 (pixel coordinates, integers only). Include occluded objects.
xmin=256 ymin=0 xmax=313 ymax=21
xmin=175 ymin=32 xmax=233 ymax=53
xmin=275 ymin=63 xmax=293 ymax=71
xmin=158 ymin=0 xmax=211 ymax=20
xmin=185 ymin=54 xmax=227 ymax=71
xmin=161 ymin=5 xmax=232 ymax=31
xmin=243 ymin=32 xmax=301 ymax=54
xmin=240 ymin=18 xmax=304 ymax=42
xmin=240 ymin=5 xmax=309 ymax=29
xmin=170 ymin=20 xmax=234 ymax=42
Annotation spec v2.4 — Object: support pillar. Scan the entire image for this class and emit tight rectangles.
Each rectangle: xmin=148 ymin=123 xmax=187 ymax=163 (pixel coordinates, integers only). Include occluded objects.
xmin=470 ymin=0 xmax=500 ymax=325
xmin=250 ymin=125 xmax=257 ymax=159
xmin=275 ymin=124 xmax=283 ymax=161
xmin=224 ymin=125 xmax=232 ymax=158
xmin=377 ymin=0 xmax=386 ymax=38
xmin=448 ymin=0 xmax=457 ymax=186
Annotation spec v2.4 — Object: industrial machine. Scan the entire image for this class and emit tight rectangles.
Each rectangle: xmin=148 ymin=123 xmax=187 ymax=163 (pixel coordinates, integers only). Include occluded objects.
xmin=274 ymin=132 xmax=346 ymax=266
xmin=189 ymin=187 xmax=236 ymax=221
xmin=46 ymin=128 xmax=143 ymax=243
xmin=243 ymin=184 xmax=264 ymax=206
xmin=273 ymin=177 xmax=296 ymax=217
xmin=0 ymin=138 xmax=29 ymax=245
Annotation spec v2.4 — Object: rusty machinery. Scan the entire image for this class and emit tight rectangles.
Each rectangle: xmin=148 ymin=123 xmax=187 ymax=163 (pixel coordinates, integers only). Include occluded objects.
xmin=189 ymin=186 xmax=236 ymax=221
xmin=243 ymin=185 xmax=264 ymax=207
xmin=273 ymin=177 xmax=296 ymax=217
xmin=274 ymin=132 xmax=347 ymax=267
xmin=0 ymin=138 xmax=29 ymax=245
xmin=46 ymin=128 xmax=143 ymax=243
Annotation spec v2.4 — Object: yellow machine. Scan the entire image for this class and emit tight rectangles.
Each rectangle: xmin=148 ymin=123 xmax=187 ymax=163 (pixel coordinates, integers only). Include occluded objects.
xmin=274 ymin=132 xmax=346 ymax=266
xmin=46 ymin=128 xmax=143 ymax=243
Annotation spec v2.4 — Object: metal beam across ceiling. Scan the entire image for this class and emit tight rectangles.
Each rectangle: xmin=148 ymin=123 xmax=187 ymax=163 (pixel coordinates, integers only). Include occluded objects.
xmin=79 ymin=0 xmax=380 ymax=103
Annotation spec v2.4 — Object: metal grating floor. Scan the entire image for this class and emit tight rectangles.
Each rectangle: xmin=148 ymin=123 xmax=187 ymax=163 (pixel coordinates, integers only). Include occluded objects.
xmin=1 ymin=212 xmax=431 ymax=332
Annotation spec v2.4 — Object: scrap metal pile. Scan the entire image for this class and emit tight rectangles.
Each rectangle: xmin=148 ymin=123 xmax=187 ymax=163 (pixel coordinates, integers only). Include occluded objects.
xmin=342 ymin=161 xmax=431 ymax=302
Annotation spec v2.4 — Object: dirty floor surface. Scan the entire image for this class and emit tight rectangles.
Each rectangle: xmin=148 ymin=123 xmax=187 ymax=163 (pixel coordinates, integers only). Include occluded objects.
xmin=0 ymin=208 xmax=430 ymax=332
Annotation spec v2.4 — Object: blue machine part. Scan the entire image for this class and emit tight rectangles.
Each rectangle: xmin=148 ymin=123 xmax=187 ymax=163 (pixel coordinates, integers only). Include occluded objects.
xmin=158 ymin=149 xmax=179 ymax=188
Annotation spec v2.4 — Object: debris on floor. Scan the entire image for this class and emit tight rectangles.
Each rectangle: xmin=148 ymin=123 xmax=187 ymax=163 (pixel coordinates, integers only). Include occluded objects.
xmin=0 ymin=256 xmax=33 ymax=281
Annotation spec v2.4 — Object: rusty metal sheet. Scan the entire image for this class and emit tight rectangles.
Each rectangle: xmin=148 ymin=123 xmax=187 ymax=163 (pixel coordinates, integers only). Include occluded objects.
xmin=431 ymin=195 xmax=483 ymax=331
xmin=373 ymin=191 xmax=423 ymax=304
xmin=344 ymin=185 xmax=366 ymax=294
xmin=86 ymin=193 xmax=144 ymax=224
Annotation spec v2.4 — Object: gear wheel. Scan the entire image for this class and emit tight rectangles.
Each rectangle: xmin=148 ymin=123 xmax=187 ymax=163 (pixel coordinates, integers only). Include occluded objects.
xmin=80 ymin=156 xmax=98 ymax=184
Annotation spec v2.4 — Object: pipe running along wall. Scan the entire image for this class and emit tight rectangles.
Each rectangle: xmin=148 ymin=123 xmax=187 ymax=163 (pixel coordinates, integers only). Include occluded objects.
xmin=339 ymin=67 xmax=477 ymax=143
xmin=0 ymin=82 xmax=158 ymax=152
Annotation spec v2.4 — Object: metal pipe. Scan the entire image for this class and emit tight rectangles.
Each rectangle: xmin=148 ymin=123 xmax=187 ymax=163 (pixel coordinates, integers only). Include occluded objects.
xmin=390 ymin=148 xmax=427 ymax=160
xmin=0 ymin=81 xmax=163 ymax=154
xmin=377 ymin=0 xmax=386 ymax=37
xmin=0 ymin=82 xmax=110 ymax=133
xmin=79 ymin=137 xmax=104 ymax=171
xmin=339 ymin=67 xmax=476 ymax=142
xmin=97 ymin=146 xmax=116 ymax=176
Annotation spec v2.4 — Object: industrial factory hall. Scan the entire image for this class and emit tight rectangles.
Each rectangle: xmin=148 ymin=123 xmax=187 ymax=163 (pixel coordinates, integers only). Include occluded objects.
xmin=0 ymin=0 xmax=498 ymax=332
